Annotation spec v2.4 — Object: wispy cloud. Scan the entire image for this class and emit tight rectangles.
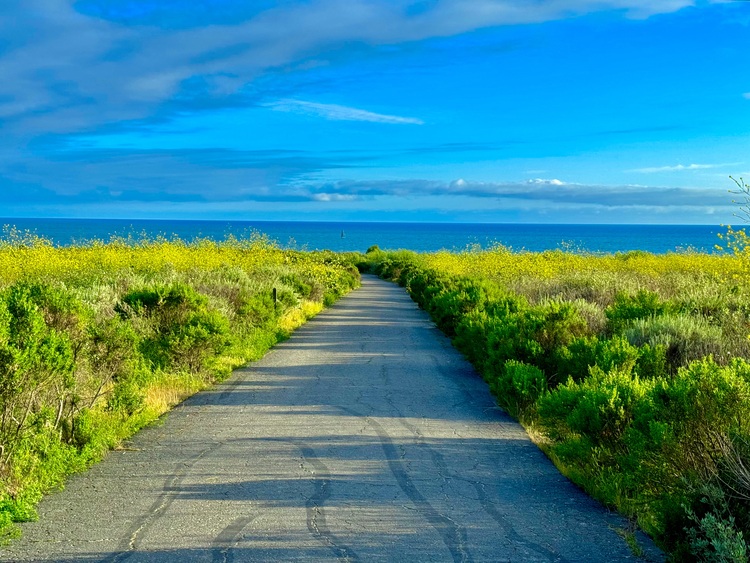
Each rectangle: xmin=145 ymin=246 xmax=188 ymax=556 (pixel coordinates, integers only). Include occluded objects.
xmin=298 ymin=178 xmax=732 ymax=209
xmin=311 ymin=193 xmax=358 ymax=202
xmin=0 ymin=154 xmax=735 ymax=222
xmin=268 ymin=99 xmax=424 ymax=125
xmin=526 ymin=178 xmax=565 ymax=186
xmin=0 ymin=0 xmax=704 ymax=134
xmin=629 ymin=163 xmax=739 ymax=173
xmin=0 ymin=136 xmax=732 ymax=211
xmin=0 ymin=0 xmax=743 ymax=223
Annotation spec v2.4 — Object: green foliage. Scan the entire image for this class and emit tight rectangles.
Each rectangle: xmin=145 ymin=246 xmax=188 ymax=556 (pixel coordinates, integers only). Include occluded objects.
xmin=636 ymin=343 xmax=669 ymax=380
xmin=280 ymin=273 xmax=312 ymax=299
xmin=368 ymin=247 xmax=750 ymax=560
xmin=606 ymin=290 xmax=669 ymax=333
xmin=490 ymin=360 xmax=547 ymax=419
xmin=425 ymin=276 xmax=493 ymax=336
xmin=0 ymin=283 xmax=77 ymax=470
xmin=685 ymin=485 xmax=748 ymax=563
xmin=625 ymin=314 xmax=725 ymax=372
xmin=0 ymin=238 xmax=360 ymax=541
xmin=554 ymin=335 xmax=641 ymax=383
xmin=539 ymin=365 xmax=655 ymax=449
xmin=117 ymin=283 xmax=231 ymax=372
xmin=688 ymin=511 xmax=747 ymax=563
xmin=483 ymin=299 xmax=589 ymax=385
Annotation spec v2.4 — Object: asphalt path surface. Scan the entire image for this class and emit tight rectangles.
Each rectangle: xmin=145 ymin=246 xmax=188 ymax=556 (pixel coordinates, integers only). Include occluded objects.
xmin=1 ymin=275 xmax=664 ymax=562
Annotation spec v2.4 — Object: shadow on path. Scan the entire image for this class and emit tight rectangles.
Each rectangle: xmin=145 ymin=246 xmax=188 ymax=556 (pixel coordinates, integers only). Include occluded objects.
xmin=1 ymin=276 xmax=663 ymax=563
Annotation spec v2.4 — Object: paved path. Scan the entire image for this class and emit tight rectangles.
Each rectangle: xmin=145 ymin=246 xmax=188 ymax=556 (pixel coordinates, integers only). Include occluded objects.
xmin=1 ymin=275 xmax=663 ymax=562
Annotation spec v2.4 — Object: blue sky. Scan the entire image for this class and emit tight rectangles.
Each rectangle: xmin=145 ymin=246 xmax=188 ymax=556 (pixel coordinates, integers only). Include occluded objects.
xmin=1 ymin=0 xmax=749 ymax=223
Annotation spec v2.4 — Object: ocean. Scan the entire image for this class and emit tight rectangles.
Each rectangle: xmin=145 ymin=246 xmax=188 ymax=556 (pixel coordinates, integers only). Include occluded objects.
xmin=0 ymin=218 xmax=727 ymax=254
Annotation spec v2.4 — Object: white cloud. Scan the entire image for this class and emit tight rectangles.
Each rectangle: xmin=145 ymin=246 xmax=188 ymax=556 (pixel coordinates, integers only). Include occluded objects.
xmin=528 ymin=178 xmax=565 ymax=186
xmin=311 ymin=193 xmax=358 ymax=202
xmin=311 ymin=178 xmax=734 ymax=210
xmin=629 ymin=163 xmax=738 ymax=173
xmin=268 ymin=99 xmax=424 ymax=125
xmin=0 ymin=0 xmax=703 ymax=134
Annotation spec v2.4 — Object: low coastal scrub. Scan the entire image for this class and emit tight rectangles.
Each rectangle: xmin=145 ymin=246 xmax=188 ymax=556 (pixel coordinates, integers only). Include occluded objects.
xmin=0 ymin=230 xmax=360 ymax=540
xmin=366 ymin=244 xmax=750 ymax=561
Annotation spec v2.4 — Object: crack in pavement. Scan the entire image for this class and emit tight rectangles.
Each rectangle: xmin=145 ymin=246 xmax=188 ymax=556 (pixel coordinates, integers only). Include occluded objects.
xmin=102 ymin=441 xmax=224 ymax=563
xmin=360 ymin=356 xmax=567 ymax=563
xmin=395 ymin=415 xmax=569 ymax=563
xmin=339 ymin=406 xmax=472 ymax=563
xmin=211 ymin=515 xmax=256 ymax=563
xmin=296 ymin=443 xmax=360 ymax=563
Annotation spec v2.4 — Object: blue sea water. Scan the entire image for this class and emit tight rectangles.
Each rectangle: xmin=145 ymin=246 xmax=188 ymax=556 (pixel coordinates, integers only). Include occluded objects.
xmin=0 ymin=218 xmax=726 ymax=254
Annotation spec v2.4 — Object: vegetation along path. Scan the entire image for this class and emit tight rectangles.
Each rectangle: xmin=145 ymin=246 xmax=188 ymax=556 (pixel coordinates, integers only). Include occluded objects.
xmin=1 ymin=275 xmax=664 ymax=562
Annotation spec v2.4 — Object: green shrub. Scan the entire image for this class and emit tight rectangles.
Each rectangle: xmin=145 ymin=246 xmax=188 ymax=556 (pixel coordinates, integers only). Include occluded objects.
xmin=650 ymin=359 xmax=750 ymax=474
xmin=238 ymin=292 xmax=277 ymax=327
xmin=117 ymin=282 xmax=206 ymax=324
xmin=117 ymin=283 xmax=231 ymax=372
xmin=635 ymin=343 xmax=669 ymax=379
xmin=0 ymin=283 xmax=77 ymax=467
xmin=555 ymin=335 xmax=642 ymax=383
xmin=490 ymin=360 xmax=547 ymax=419
xmin=685 ymin=485 xmax=748 ymax=563
xmin=485 ymin=300 xmax=588 ymax=384
xmin=606 ymin=290 xmax=669 ymax=333
xmin=427 ymin=277 xmax=488 ymax=335
xmin=553 ymin=336 xmax=598 ymax=382
xmin=568 ymin=298 xmax=608 ymax=334
xmin=626 ymin=315 xmax=726 ymax=372
xmin=453 ymin=310 xmax=494 ymax=375
xmin=539 ymin=365 xmax=655 ymax=449
xmin=86 ymin=317 xmax=143 ymax=410
xmin=451 ymin=290 xmax=528 ymax=374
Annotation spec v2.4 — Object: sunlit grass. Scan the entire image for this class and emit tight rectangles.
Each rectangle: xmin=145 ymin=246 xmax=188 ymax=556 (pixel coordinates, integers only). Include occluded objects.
xmin=0 ymin=231 xmax=361 ymax=541
xmin=367 ymin=241 xmax=750 ymax=560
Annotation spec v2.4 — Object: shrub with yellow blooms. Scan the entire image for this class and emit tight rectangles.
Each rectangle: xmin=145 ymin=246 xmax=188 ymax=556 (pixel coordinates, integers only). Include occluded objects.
xmin=0 ymin=229 xmax=360 ymax=542
xmin=366 ymin=242 xmax=750 ymax=562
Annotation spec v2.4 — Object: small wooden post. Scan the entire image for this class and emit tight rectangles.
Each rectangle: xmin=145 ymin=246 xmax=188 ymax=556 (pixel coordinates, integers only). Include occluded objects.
xmin=272 ymin=287 xmax=277 ymax=310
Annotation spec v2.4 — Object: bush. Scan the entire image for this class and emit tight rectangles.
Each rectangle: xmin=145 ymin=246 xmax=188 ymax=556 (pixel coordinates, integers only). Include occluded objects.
xmin=280 ymin=273 xmax=312 ymax=299
xmin=626 ymin=315 xmax=726 ymax=373
xmin=685 ymin=485 xmax=748 ymax=563
xmin=606 ymin=290 xmax=669 ymax=333
xmin=555 ymin=335 xmax=642 ymax=383
xmin=650 ymin=360 xmax=750 ymax=474
xmin=117 ymin=283 xmax=231 ymax=372
xmin=427 ymin=277 xmax=489 ymax=335
xmin=538 ymin=365 xmax=655 ymax=449
xmin=484 ymin=300 xmax=589 ymax=385
xmin=0 ymin=283 xmax=77 ymax=468
xmin=490 ymin=360 xmax=547 ymax=419
xmin=86 ymin=317 xmax=143 ymax=412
